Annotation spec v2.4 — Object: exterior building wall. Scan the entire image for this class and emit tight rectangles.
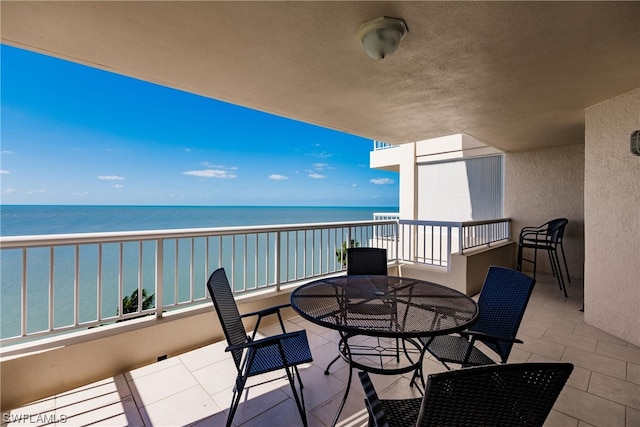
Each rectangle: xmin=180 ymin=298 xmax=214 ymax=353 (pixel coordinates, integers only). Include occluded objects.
xmin=504 ymin=144 xmax=585 ymax=279
xmin=584 ymin=88 xmax=640 ymax=346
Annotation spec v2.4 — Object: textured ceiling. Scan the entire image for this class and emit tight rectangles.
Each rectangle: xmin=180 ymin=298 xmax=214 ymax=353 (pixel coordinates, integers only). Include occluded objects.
xmin=2 ymin=1 xmax=639 ymax=152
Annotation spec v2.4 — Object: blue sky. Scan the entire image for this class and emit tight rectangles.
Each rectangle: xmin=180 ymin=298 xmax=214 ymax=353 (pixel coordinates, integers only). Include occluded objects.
xmin=1 ymin=45 xmax=399 ymax=207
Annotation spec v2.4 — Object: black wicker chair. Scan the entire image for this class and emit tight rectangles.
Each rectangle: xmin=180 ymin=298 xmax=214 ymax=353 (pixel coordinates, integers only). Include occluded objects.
xmin=324 ymin=247 xmax=394 ymax=375
xmin=359 ymin=362 xmax=574 ymax=427
xmin=418 ymin=266 xmax=535 ymax=374
xmin=206 ymin=268 xmax=313 ymax=427
xmin=517 ymin=218 xmax=570 ymax=297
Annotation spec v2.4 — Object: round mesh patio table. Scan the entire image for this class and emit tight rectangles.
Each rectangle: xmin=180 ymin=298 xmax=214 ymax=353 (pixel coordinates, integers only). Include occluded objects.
xmin=290 ymin=275 xmax=478 ymax=426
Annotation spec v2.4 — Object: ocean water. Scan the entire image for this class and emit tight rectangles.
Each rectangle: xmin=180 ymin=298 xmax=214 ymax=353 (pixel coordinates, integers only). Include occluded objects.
xmin=0 ymin=205 xmax=395 ymax=236
xmin=0 ymin=205 xmax=396 ymax=340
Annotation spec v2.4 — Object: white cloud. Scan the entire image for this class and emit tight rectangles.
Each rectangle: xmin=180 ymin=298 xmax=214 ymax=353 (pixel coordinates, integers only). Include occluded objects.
xmin=183 ymin=169 xmax=237 ymax=179
xmin=113 ymin=184 xmax=125 ymax=189
xmin=72 ymin=192 xmax=89 ymax=197
xmin=312 ymin=151 xmax=333 ymax=159
xmin=309 ymin=173 xmax=326 ymax=179
xmin=1 ymin=150 xmax=13 ymax=154
xmin=0 ymin=170 xmax=9 ymax=174
xmin=313 ymin=163 xmax=330 ymax=170
xmin=352 ymin=184 xmax=358 ymax=187
xmin=269 ymin=174 xmax=288 ymax=181
xmin=26 ymin=189 xmax=47 ymax=194
xmin=370 ymin=178 xmax=395 ymax=185
xmin=2 ymin=188 xmax=17 ymax=194
xmin=98 ymin=175 xmax=124 ymax=180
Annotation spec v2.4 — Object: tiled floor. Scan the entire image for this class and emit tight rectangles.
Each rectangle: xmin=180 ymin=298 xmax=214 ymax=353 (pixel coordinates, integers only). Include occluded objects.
xmin=3 ymin=274 xmax=639 ymax=427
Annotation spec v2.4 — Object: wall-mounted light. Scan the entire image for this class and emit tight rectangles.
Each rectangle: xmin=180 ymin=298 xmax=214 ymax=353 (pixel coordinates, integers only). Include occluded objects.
xmin=631 ymin=130 xmax=640 ymax=156
xmin=355 ymin=16 xmax=408 ymax=60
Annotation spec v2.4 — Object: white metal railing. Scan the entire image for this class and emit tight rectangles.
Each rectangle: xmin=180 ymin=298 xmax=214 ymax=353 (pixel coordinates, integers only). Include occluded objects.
xmin=373 ymin=140 xmax=398 ymax=151
xmin=0 ymin=220 xmax=396 ymax=345
xmin=0 ymin=217 xmax=509 ymax=345
xmin=397 ymin=218 xmax=511 ymax=268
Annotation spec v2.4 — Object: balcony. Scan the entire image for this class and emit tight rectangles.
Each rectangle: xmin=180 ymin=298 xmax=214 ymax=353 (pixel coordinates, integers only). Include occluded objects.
xmin=3 ymin=274 xmax=639 ymax=426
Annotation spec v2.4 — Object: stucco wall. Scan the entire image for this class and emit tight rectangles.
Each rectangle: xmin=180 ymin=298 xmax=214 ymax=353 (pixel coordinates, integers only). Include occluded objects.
xmin=504 ymin=144 xmax=585 ymax=280
xmin=584 ymin=88 xmax=640 ymax=346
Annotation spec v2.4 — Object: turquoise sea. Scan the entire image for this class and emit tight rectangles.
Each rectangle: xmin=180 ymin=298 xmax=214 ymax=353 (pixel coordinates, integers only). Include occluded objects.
xmin=0 ymin=205 xmax=395 ymax=236
xmin=0 ymin=205 xmax=396 ymax=340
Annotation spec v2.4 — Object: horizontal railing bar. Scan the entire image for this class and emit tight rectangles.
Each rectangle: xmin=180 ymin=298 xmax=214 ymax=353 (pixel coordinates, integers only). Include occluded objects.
xmin=0 ymin=220 xmax=396 ymax=249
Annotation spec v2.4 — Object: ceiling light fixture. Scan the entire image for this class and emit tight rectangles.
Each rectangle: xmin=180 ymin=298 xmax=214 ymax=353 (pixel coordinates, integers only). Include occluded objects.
xmin=355 ymin=16 xmax=408 ymax=60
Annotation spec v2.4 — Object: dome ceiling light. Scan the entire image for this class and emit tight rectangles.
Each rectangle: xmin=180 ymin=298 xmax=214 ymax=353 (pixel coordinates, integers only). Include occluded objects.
xmin=355 ymin=16 xmax=409 ymax=60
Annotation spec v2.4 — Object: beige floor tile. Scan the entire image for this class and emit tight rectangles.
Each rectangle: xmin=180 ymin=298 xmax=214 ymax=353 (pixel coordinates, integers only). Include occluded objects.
xmin=544 ymin=328 xmax=598 ymax=353
xmin=309 ymin=374 xmax=367 ymax=427
xmin=573 ymin=323 xmax=629 ymax=346
xmin=519 ymin=333 xmax=567 ymax=360
xmin=519 ymin=320 xmax=549 ymax=339
xmin=239 ymin=398 xmax=323 ymax=427
xmin=188 ymin=410 xmax=229 ymax=427
xmin=57 ymin=395 xmax=143 ymax=427
xmin=129 ymin=362 xmax=199 ymax=408
xmin=596 ymin=340 xmax=640 ymax=364
xmin=210 ymin=377 xmax=290 ymax=426
xmin=627 ymin=407 xmax=640 ymax=427
xmin=544 ymin=409 xmax=579 ymax=427
xmin=554 ymin=385 xmax=626 ymax=427
xmin=627 ymin=362 xmax=640 ymax=385
xmin=55 ymin=375 xmax=130 ymax=408
xmin=562 ymin=347 xmax=627 ymax=380
xmin=281 ymin=364 xmax=352 ymax=411
xmin=588 ymin=372 xmax=640 ymax=410
xmin=140 ymin=385 xmax=220 ymax=427
xmin=191 ymin=357 xmax=239 ymax=397
xmin=179 ymin=341 xmax=229 ymax=372
xmin=125 ymin=355 xmax=182 ymax=381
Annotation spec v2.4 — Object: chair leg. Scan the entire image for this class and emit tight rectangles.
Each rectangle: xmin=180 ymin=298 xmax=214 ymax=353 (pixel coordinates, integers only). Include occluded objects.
xmin=532 ymin=247 xmax=538 ymax=280
xmin=226 ymin=376 xmax=246 ymax=427
xmin=549 ymin=250 xmax=568 ymax=298
xmin=287 ymin=365 xmax=308 ymax=427
xmin=516 ymin=243 xmax=523 ymax=271
xmin=560 ymin=243 xmax=571 ymax=283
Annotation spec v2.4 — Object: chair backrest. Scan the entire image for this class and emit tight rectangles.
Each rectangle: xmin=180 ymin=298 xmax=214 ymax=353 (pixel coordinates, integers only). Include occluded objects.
xmin=546 ymin=218 xmax=568 ymax=243
xmin=206 ymin=268 xmax=247 ymax=370
xmin=418 ymin=363 xmax=574 ymax=426
xmin=469 ymin=266 xmax=535 ymax=362
xmin=346 ymin=247 xmax=388 ymax=275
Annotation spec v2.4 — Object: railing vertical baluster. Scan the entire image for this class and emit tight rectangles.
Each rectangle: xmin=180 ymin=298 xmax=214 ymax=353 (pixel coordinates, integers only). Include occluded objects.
xmin=190 ymin=238 xmax=194 ymax=302
xmin=155 ymin=239 xmax=163 ymax=319
xmin=49 ymin=247 xmax=54 ymax=331
xmin=74 ymin=245 xmax=79 ymax=326
xmin=205 ymin=237 xmax=210 ymax=286
xmin=174 ymin=240 xmax=179 ymax=305
xmin=97 ymin=244 xmax=103 ymax=322
xmin=275 ymin=231 xmax=281 ymax=291
xmin=21 ymin=249 xmax=27 ymax=337
xmin=138 ymin=242 xmax=143 ymax=312
xmin=118 ymin=243 xmax=124 ymax=318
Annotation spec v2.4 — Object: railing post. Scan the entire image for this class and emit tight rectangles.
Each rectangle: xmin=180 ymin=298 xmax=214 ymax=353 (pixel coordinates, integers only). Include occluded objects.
xmin=459 ymin=224 xmax=465 ymax=255
xmin=275 ymin=231 xmax=281 ymax=292
xmin=448 ymin=225 xmax=454 ymax=270
xmin=155 ymin=238 xmax=164 ymax=319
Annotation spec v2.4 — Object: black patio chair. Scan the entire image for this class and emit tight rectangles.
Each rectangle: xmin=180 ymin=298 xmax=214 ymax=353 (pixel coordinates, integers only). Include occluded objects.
xmin=347 ymin=247 xmax=388 ymax=275
xmin=206 ymin=268 xmax=313 ymax=427
xmin=359 ymin=362 xmax=574 ymax=427
xmin=517 ymin=218 xmax=570 ymax=297
xmin=324 ymin=247 xmax=394 ymax=374
xmin=417 ymin=266 xmax=535 ymax=374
